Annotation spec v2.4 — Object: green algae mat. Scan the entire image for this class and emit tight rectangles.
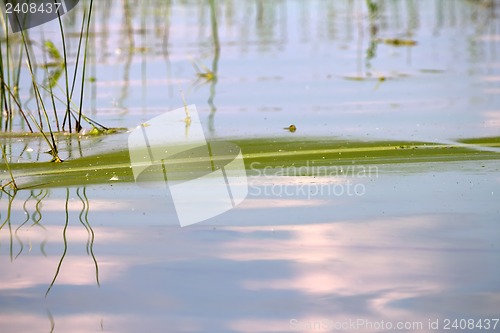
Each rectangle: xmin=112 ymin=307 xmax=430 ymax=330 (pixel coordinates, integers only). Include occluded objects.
xmin=2 ymin=135 xmax=499 ymax=190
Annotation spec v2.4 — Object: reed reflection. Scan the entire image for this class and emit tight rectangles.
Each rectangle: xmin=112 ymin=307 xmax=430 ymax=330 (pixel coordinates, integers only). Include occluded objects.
xmin=0 ymin=186 xmax=100 ymax=297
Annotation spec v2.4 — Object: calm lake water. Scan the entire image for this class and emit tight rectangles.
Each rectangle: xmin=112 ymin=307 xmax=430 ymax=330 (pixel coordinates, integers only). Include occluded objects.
xmin=1 ymin=1 xmax=500 ymax=332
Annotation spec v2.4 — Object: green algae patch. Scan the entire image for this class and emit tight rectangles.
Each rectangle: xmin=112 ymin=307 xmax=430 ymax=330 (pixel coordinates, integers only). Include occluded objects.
xmin=456 ymin=136 xmax=500 ymax=148
xmin=2 ymin=136 xmax=500 ymax=189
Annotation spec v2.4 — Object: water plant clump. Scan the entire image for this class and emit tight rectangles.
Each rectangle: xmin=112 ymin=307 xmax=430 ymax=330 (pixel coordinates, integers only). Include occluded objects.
xmin=0 ymin=0 xmax=110 ymax=164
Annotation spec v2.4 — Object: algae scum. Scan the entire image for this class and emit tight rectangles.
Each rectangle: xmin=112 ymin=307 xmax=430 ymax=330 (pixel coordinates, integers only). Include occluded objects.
xmin=3 ymin=135 xmax=500 ymax=189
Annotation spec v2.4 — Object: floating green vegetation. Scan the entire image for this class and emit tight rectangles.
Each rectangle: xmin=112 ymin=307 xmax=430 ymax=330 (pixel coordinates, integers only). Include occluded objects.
xmin=235 ymin=137 xmax=500 ymax=169
xmin=0 ymin=127 xmax=126 ymax=139
xmin=191 ymin=59 xmax=216 ymax=84
xmin=2 ymin=136 xmax=499 ymax=190
xmin=456 ymin=136 xmax=500 ymax=148
xmin=378 ymin=38 xmax=417 ymax=46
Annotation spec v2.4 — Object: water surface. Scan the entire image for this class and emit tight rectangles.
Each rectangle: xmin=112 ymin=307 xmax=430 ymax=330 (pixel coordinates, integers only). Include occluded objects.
xmin=1 ymin=1 xmax=500 ymax=332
